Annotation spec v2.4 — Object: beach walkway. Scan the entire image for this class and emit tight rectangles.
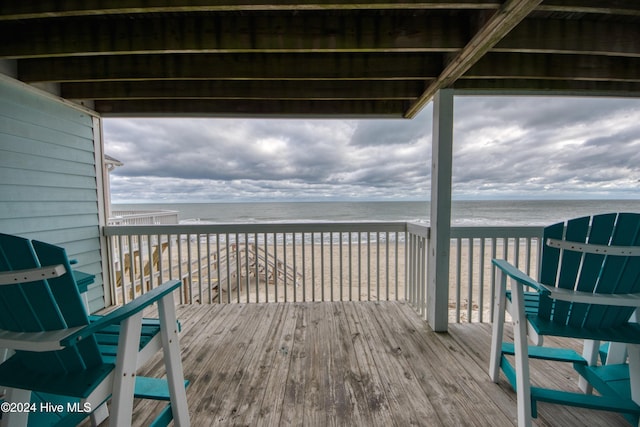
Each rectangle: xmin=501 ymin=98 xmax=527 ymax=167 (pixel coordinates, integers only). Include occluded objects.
xmin=127 ymin=301 xmax=629 ymax=426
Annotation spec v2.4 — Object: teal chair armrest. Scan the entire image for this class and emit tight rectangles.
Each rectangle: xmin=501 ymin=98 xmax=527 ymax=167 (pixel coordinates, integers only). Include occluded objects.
xmin=62 ymin=279 xmax=182 ymax=346
xmin=492 ymin=258 xmax=547 ymax=294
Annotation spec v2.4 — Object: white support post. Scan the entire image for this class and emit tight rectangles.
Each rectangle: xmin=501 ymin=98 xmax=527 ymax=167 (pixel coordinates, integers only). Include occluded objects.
xmin=427 ymin=88 xmax=454 ymax=332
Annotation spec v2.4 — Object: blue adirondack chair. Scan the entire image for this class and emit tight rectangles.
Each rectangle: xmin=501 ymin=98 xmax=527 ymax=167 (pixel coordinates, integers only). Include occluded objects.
xmin=0 ymin=233 xmax=190 ymax=426
xmin=488 ymin=213 xmax=640 ymax=427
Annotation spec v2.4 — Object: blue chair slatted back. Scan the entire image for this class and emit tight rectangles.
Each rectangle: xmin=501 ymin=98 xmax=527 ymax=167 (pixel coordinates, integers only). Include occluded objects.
xmin=0 ymin=233 xmax=103 ymax=375
xmin=537 ymin=213 xmax=640 ymax=329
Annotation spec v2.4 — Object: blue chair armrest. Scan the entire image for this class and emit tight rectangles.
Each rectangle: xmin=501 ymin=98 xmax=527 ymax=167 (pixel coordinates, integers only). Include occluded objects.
xmin=61 ymin=279 xmax=182 ymax=346
xmin=72 ymin=270 xmax=95 ymax=294
xmin=492 ymin=259 xmax=547 ymax=294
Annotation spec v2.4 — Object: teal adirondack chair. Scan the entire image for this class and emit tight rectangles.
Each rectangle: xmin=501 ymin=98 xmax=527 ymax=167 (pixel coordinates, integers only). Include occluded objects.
xmin=0 ymin=233 xmax=190 ymax=426
xmin=489 ymin=213 xmax=640 ymax=427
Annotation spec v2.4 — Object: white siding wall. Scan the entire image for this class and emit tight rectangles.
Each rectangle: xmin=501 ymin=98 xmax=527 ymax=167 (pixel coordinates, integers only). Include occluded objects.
xmin=0 ymin=76 xmax=105 ymax=312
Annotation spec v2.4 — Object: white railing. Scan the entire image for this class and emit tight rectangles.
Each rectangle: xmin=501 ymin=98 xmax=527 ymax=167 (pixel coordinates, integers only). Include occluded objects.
xmin=449 ymin=226 xmax=542 ymax=323
xmin=103 ymin=222 xmax=544 ymax=323
xmin=401 ymin=224 xmax=543 ymax=323
xmin=107 ymin=210 xmax=179 ymax=225
xmin=104 ymin=222 xmax=406 ymax=305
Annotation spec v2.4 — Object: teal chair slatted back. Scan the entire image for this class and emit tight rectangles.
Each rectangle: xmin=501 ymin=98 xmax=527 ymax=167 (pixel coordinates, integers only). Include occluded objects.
xmin=0 ymin=233 xmax=103 ymax=375
xmin=536 ymin=213 xmax=640 ymax=329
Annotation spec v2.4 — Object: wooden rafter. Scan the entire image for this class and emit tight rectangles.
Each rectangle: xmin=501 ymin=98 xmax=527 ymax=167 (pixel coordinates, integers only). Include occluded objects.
xmin=0 ymin=1 xmax=501 ymax=21
xmin=404 ymin=0 xmax=543 ymax=117
xmin=2 ymin=1 xmax=640 ymax=117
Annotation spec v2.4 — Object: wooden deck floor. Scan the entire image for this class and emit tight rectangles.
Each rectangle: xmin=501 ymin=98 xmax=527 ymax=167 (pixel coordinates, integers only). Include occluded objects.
xmin=131 ymin=301 xmax=631 ymax=426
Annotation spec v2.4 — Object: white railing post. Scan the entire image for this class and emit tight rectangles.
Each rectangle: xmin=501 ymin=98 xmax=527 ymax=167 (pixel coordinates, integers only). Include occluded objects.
xmin=428 ymin=88 xmax=454 ymax=332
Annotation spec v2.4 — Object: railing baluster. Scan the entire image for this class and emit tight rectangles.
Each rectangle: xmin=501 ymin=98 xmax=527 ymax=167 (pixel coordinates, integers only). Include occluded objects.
xmin=206 ymin=234 xmax=211 ymax=304
xmin=385 ymin=231 xmax=389 ymax=301
xmin=467 ymin=238 xmax=473 ymax=323
xmin=224 ymin=233 xmax=230 ymax=303
xmin=320 ymin=232 xmax=325 ymax=302
xmin=339 ymin=232 xmax=343 ymax=301
xmin=302 ymin=232 xmax=306 ymax=302
xmin=330 ymin=232 xmax=334 ymax=302
xmin=197 ymin=233 xmax=203 ymax=303
xmin=177 ymin=234 xmax=184 ymax=304
xmin=292 ymin=232 xmax=297 ymax=302
xmin=263 ymin=232 xmax=268 ymax=303
xmin=253 ymin=233 xmax=260 ymax=302
xmin=395 ymin=232 xmax=399 ymax=300
xmin=188 ymin=234 xmax=195 ymax=304
xmin=311 ymin=232 xmax=316 ymax=302
xmin=455 ymin=237 xmax=462 ymax=323
xmin=348 ymin=232 xmax=353 ymax=301
xmin=283 ymin=233 xmax=288 ymax=302
xmin=358 ymin=232 xmax=362 ymax=301
xmin=490 ymin=237 xmax=497 ymax=320
xmin=367 ymin=232 xmax=371 ymax=301
xmin=236 ymin=233 xmax=241 ymax=303
xmin=215 ymin=233 xmax=221 ymax=304
xmin=376 ymin=232 xmax=380 ymax=301
xmin=478 ymin=238 xmax=485 ymax=323
xmin=245 ymin=234 xmax=250 ymax=303
xmin=273 ymin=232 xmax=278 ymax=301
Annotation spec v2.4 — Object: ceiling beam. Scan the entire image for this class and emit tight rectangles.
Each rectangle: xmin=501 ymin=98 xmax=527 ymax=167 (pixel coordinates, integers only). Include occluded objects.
xmin=62 ymin=80 xmax=426 ymax=100
xmin=538 ymin=0 xmax=640 ymax=17
xmin=404 ymin=0 xmax=543 ymax=118
xmin=0 ymin=12 xmax=467 ymax=59
xmin=451 ymin=78 xmax=640 ymax=96
xmin=94 ymin=99 xmax=410 ymax=117
xmin=19 ymin=53 xmax=443 ymax=83
xmin=496 ymin=17 xmax=640 ymax=58
xmin=0 ymin=1 xmax=500 ymax=21
xmin=466 ymin=52 xmax=640 ymax=82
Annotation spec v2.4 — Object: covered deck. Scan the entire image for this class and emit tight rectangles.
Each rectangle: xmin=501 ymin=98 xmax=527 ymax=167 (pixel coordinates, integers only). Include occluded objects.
xmin=2 ymin=3 xmax=640 ymax=426
xmin=130 ymin=301 xmax=628 ymax=426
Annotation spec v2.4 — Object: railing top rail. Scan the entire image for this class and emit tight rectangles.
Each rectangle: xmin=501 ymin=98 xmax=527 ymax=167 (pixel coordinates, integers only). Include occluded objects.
xmin=103 ymin=221 xmax=409 ymax=236
xmin=406 ymin=222 xmax=430 ymax=238
xmin=450 ymin=225 xmax=543 ymax=239
xmin=109 ymin=210 xmax=179 ymax=218
xmin=104 ymin=222 xmax=545 ymax=238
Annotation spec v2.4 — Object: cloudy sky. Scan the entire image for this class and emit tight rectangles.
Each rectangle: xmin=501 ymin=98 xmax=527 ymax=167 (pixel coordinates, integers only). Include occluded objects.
xmin=103 ymin=96 xmax=640 ymax=203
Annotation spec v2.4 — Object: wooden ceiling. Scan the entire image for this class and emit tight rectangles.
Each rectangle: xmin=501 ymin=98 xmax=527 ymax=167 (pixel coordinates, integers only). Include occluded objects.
xmin=1 ymin=1 xmax=639 ymax=117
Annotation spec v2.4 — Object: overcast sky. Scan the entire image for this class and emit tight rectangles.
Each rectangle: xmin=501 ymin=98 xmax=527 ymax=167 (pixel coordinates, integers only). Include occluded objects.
xmin=103 ymin=96 xmax=640 ymax=203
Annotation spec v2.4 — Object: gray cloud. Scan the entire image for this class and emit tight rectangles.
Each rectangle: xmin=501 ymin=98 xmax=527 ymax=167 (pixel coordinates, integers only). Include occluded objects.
xmin=104 ymin=96 xmax=640 ymax=203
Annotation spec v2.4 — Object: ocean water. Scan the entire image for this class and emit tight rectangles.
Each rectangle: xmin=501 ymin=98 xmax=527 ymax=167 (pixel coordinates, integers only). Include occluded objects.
xmin=112 ymin=199 xmax=640 ymax=226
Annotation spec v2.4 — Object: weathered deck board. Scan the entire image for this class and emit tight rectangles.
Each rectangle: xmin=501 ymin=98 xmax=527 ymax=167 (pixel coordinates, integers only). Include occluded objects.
xmin=126 ymin=301 xmax=631 ymax=427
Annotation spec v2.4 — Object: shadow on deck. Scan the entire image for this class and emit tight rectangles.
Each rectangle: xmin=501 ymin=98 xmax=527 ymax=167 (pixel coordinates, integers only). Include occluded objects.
xmin=130 ymin=301 xmax=630 ymax=426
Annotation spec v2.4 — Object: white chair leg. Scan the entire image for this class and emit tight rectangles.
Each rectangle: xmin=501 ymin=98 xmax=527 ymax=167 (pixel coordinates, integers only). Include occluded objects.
xmin=606 ymin=342 xmax=628 ymax=365
xmin=489 ymin=269 xmax=507 ymax=382
xmin=1 ymin=388 xmax=31 ymax=427
xmin=109 ymin=312 xmax=143 ymax=427
xmin=626 ymin=344 xmax=640 ymax=427
xmin=628 ymin=344 xmax=640 ymax=405
xmin=579 ymin=339 xmax=600 ymax=394
xmin=90 ymin=402 xmax=110 ymax=427
xmin=527 ymin=322 xmax=543 ymax=346
xmin=158 ymin=294 xmax=190 ymax=426
xmin=511 ymin=279 xmax=533 ymax=427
